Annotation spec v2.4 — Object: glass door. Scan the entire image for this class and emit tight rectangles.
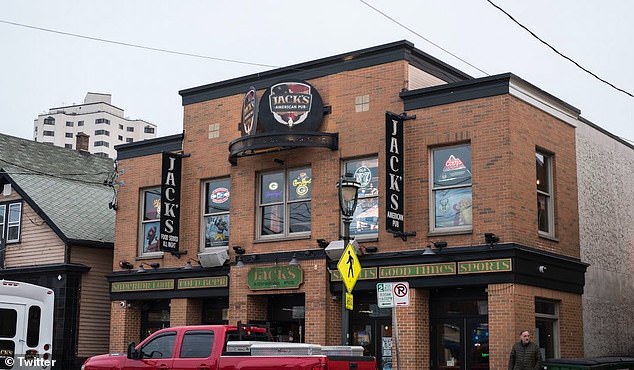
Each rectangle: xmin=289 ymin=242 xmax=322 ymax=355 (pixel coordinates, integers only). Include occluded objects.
xmin=432 ymin=318 xmax=489 ymax=370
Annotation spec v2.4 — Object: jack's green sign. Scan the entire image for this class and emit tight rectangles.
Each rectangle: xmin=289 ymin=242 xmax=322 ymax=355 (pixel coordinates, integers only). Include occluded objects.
xmin=247 ymin=265 xmax=303 ymax=290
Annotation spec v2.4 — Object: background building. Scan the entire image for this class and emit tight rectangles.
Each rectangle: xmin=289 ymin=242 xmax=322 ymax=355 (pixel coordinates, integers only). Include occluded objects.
xmin=576 ymin=119 xmax=634 ymax=356
xmin=0 ymin=133 xmax=116 ymax=369
xmin=33 ymin=92 xmax=157 ymax=158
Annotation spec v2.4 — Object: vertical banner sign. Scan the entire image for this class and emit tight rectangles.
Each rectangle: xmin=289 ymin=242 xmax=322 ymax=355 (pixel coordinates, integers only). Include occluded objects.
xmin=160 ymin=152 xmax=182 ymax=254
xmin=385 ymin=112 xmax=404 ymax=234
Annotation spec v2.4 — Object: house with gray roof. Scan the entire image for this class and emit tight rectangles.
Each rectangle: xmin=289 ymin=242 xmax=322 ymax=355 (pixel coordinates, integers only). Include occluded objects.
xmin=0 ymin=133 xmax=116 ymax=369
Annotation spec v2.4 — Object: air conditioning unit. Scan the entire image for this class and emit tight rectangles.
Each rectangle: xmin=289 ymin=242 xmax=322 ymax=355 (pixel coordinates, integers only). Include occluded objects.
xmin=198 ymin=247 xmax=229 ymax=268
xmin=324 ymin=240 xmax=360 ymax=261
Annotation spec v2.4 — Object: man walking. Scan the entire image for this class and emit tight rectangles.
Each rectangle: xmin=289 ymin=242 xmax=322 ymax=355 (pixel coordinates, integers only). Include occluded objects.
xmin=508 ymin=330 xmax=543 ymax=370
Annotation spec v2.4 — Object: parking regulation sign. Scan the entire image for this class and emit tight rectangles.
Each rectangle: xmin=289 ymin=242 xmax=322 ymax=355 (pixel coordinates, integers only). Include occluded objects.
xmin=393 ymin=282 xmax=410 ymax=307
xmin=376 ymin=282 xmax=394 ymax=308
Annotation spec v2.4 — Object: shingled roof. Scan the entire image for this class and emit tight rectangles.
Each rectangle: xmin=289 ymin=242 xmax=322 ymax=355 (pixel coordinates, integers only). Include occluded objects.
xmin=0 ymin=133 xmax=115 ymax=246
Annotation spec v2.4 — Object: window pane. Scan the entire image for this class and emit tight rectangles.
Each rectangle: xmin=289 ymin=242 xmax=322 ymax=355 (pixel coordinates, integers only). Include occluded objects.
xmin=345 ymin=158 xmax=379 ymax=198
xmin=537 ymin=193 xmax=550 ymax=233
xmin=141 ymin=333 xmax=176 ymax=359
xmin=288 ymin=168 xmax=312 ymax=202
xmin=0 ymin=309 xmax=17 ymax=337
xmin=289 ymin=202 xmax=311 ymax=233
xmin=261 ymin=172 xmax=284 ymax=204
xmin=351 ymin=197 xmax=379 ymax=235
xmin=143 ymin=222 xmax=160 ymax=253
xmin=8 ymin=204 xmax=21 ymax=223
xmin=144 ymin=189 xmax=161 ymax=221
xmin=205 ymin=214 xmax=229 ymax=247
xmin=0 ymin=204 xmax=5 ymax=225
xmin=180 ymin=331 xmax=214 ymax=358
xmin=535 ymin=300 xmax=556 ymax=315
xmin=26 ymin=306 xmax=41 ymax=347
xmin=261 ymin=205 xmax=284 ymax=235
xmin=433 ymin=146 xmax=472 ymax=188
xmin=206 ymin=179 xmax=231 ymax=213
xmin=7 ymin=226 xmax=19 ymax=242
xmin=536 ymin=153 xmax=549 ymax=193
xmin=434 ymin=188 xmax=472 ymax=228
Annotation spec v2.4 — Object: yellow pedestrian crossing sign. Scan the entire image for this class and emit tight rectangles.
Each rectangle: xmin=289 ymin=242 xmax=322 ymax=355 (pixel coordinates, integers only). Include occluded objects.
xmin=337 ymin=242 xmax=361 ymax=293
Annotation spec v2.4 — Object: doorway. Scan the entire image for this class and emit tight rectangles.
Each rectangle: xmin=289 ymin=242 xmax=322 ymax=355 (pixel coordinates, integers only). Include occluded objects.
xmin=350 ymin=291 xmax=393 ymax=370
xmin=430 ymin=288 xmax=489 ymax=370
xmin=266 ymin=293 xmax=305 ymax=343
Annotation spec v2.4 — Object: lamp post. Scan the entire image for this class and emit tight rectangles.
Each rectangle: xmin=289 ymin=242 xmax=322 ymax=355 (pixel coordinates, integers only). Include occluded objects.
xmin=337 ymin=174 xmax=360 ymax=345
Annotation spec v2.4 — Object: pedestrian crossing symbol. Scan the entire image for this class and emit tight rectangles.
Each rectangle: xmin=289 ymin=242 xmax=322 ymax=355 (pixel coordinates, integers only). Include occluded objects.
xmin=337 ymin=242 xmax=361 ymax=293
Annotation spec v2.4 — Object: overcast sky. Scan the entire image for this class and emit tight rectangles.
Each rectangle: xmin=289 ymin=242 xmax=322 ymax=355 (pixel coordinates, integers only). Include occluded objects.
xmin=1 ymin=1 xmax=633 ymax=144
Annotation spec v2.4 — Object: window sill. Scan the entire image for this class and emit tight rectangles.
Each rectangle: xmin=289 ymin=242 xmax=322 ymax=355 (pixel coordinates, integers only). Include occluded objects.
xmin=136 ymin=253 xmax=164 ymax=260
xmin=428 ymin=229 xmax=472 ymax=237
xmin=538 ymin=233 xmax=559 ymax=242
xmin=253 ymin=234 xmax=311 ymax=244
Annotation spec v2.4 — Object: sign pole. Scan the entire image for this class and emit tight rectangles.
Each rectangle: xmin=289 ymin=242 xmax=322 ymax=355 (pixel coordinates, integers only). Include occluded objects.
xmin=392 ymin=306 xmax=401 ymax=370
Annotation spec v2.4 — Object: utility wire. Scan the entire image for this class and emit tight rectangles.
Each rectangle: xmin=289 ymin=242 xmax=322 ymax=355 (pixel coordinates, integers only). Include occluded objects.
xmin=0 ymin=19 xmax=279 ymax=69
xmin=358 ymin=0 xmax=489 ymax=76
xmin=486 ymin=0 xmax=634 ymax=98
xmin=0 ymin=19 xmax=404 ymax=83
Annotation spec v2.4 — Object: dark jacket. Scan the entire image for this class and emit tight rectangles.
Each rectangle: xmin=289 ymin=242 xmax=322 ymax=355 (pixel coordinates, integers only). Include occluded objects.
xmin=508 ymin=341 xmax=543 ymax=370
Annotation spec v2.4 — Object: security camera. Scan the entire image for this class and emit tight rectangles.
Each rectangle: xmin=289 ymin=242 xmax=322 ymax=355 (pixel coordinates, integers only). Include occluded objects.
xmin=119 ymin=301 xmax=127 ymax=308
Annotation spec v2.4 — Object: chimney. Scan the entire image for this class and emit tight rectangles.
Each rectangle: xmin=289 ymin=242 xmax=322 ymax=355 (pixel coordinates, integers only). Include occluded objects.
xmin=76 ymin=132 xmax=90 ymax=153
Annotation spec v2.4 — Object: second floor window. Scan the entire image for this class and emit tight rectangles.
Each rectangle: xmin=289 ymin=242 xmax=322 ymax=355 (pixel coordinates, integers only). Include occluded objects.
xmin=94 ymin=141 xmax=109 ymax=147
xmin=140 ymin=188 xmax=161 ymax=255
xmin=0 ymin=202 xmax=22 ymax=243
xmin=344 ymin=157 xmax=379 ymax=237
xmin=65 ymin=133 xmax=73 ymax=138
xmin=203 ymin=178 xmax=230 ymax=248
xmin=95 ymin=118 xmax=110 ymax=125
xmin=536 ymin=151 xmax=554 ymax=236
xmin=127 ymin=127 xmax=135 ymax=132
xmin=43 ymin=117 xmax=55 ymax=125
xmin=66 ymin=121 xmax=73 ymax=127
xmin=144 ymin=126 xmax=155 ymax=134
xmin=431 ymin=144 xmax=472 ymax=233
xmin=258 ymin=167 xmax=311 ymax=238
xmin=43 ymin=131 xmax=54 ymax=137
xmin=95 ymin=129 xmax=110 ymax=136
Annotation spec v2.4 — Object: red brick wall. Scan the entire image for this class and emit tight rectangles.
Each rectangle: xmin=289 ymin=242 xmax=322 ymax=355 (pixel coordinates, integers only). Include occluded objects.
xmin=109 ymin=302 xmax=141 ymax=352
xmin=394 ymin=288 xmax=430 ymax=370
xmin=171 ymin=298 xmax=202 ymax=326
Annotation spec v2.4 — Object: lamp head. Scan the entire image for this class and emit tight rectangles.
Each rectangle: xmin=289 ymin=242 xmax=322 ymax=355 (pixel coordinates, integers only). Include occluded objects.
xmin=485 ymin=233 xmax=500 ymax=245
xmin=337 ymin=174 xmax=360 ymax=217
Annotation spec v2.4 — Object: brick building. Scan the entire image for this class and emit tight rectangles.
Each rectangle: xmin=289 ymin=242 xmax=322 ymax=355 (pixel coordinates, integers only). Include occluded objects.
xmin=109 ymin=41 xmax=588 ymax=370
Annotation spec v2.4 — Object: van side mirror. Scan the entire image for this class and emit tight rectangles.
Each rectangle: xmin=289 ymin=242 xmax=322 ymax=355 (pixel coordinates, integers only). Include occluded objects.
xmin=127 ymin=342 xmax=140 ymax=359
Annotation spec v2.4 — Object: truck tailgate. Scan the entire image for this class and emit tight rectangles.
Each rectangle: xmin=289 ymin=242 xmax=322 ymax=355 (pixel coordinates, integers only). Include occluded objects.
xmin=219 ymin=355 xmax=328 ymax=370
xmin=326 ymin=356 xmax=377 ymax=370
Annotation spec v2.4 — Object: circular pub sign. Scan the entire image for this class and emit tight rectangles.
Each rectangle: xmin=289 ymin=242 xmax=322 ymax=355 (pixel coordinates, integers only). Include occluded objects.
xmin=258 ymin=80 xmax=324 ymax=133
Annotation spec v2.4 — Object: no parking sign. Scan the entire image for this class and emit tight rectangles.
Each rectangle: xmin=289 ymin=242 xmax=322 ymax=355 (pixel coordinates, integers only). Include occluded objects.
xmin=376 ymin=282 xmax=410 ymax=307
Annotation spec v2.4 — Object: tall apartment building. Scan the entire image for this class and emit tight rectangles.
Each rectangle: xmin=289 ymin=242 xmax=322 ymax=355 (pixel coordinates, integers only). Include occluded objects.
xmin=33 ymin=92 xmax=157 ymax=158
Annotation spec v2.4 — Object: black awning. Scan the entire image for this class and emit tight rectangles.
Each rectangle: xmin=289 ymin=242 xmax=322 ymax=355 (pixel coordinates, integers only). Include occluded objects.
xmin=228 ymin=132 xmax=338 ymax=165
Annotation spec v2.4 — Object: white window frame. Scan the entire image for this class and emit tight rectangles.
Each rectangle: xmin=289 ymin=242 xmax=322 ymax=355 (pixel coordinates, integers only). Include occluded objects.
xmin=0 ymin=202 xmax=22 ymax=244
xmin=429 ymin=144 xmax=473 ymax=234
xmin=256 ymin=167 xmax=311 ymax=240
xmin=536 ymin=151 xmax=554 ymax=237
xmin=201 ymin=178 xmax=230 ymax=250
xmin=139 ymin=187 xmax=162 ymax=257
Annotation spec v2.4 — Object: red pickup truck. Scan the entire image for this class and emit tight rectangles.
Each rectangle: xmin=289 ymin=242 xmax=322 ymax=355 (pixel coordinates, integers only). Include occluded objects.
xmin=81 ymin=324 xmax=376 ymax=370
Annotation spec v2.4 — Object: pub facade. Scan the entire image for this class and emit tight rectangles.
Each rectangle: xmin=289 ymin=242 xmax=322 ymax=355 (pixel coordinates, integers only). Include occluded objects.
xmin=109 ymin=40 xmax=587 ymax=370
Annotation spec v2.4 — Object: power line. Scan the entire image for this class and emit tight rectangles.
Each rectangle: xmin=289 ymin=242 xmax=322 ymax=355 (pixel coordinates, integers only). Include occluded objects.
xmin=0 ymin=19 xmax=404 ymax=84
xmin=486 ymin=0 xmax=634 ymax=98
xmin=358 ymin=0 xmax=489 ymax=76
xmin=0 ymin=19 xmax=279 ymax=69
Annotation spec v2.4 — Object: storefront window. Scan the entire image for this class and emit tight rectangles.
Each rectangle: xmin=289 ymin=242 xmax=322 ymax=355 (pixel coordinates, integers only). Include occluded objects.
xmin=344 ymin=157 xmax=379 ymax=238
xmin=258 ymin=167 xmax=311 ymax=238
xmin=431 ymin=145 xmax=472 ymax=232
xmin=203 ymin=178 xmax=230 ymax=248
xmin=140 ymin=188 xmax=161 ymax=255
xmin=535 ymin=298 xmax=559 ymax=359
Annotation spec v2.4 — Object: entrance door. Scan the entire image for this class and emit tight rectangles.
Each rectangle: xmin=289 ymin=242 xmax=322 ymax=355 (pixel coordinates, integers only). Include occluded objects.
xmin=432 ymin=318 xmax=489 ymax=370
xmin=0 ymin=303 xmax=25 ymax=370
xmin=350 ymin=319 xmax=392 ymax=370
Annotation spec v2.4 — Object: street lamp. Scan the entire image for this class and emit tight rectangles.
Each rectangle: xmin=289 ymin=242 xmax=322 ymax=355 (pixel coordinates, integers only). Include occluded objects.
xmin=337 ymin=174 xmax=360 ymax=345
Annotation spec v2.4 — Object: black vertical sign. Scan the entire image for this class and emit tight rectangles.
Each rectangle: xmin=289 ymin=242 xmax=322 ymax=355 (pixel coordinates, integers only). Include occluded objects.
xmin=160 ymin=152 xmax=181 ymax=254
xmin=386 ymin=112 xmax=404 ymax=234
